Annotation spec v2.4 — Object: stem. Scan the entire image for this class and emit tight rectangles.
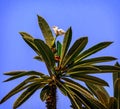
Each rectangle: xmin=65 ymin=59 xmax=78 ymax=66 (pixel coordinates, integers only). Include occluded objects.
xmin=46 ymin=84 xmax=57 ymax=109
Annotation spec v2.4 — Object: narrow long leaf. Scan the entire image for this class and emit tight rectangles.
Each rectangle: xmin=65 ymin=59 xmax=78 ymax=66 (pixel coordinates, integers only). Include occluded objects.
xmin=0 ymin=76 xmax=38 ymax=104
xmin=64 ymin=78 xmax=107 ymax=109
xmin=62 ymin=78 xmax=93 ymax=97
xmin=34 ymin=39 xmax=55 ymax=74
xmin=70 ymin=74 xmax=109 ymax=86
xmin=86 ymin=83 xmax=110 ymax=107
xmin=75 ymin=41 xmax=113 ymax=62
xmin=4 ymin=71 xmax=44 ymax=82
xmin=108 ymin=97 xmax=118 ymax=109
xmin=69 ymin=65 xmax=120 ymax=75
xmin=56 ymin=80 xmax=80 ymax=109
xmin=37 ymin=15 xmax=55 ymax=47
xmin=19 ymin=32 xmax=40 ymax=54
xmin=67 ymin=65 xmax=101 ymax=75
xmin=13 ymin=85 xmax=40 ymax=109
xmin=62 ymin=37 xmax=88 ymax=68
xmin=73 ymin=56 xmax=117 ymax=66
xmin=60 ymin=27 xmax=72 ymax=65
xmin=114 ymin=78 xmax=120 ymax=109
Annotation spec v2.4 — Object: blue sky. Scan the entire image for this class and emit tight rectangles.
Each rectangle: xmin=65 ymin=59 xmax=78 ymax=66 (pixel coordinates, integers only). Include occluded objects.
xmin=0 ymin=0 xmax=120 ymax=109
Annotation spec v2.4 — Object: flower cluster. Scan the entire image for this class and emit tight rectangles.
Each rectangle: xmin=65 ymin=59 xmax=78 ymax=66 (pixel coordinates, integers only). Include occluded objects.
xmin=52 ymin=26 xmax=65 ymax=36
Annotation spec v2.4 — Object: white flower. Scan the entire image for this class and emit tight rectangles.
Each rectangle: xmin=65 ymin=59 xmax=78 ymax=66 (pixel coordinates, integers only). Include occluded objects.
xmin=52 ymin=26 xmax=65 ymax=36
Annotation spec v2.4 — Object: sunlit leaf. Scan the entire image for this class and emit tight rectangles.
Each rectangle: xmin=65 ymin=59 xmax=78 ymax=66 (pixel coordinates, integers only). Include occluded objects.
xmin=62 ymin=37 xmax=88 ymax=68
xmin=34 ymin=39 xmax=55 ymax=74
xmin=86 ymin=83 xmax=110 ymax=107
xmin=4 ymin=71 xmax=44 ymax=82
xmin=19 ymin=32 xmax=40 ymax=54
xmin=70 ymin=74 xmax=109 ymax=86
xmin=34 ymin=55 xmax=44 ymax=62
xmin=0 ymin=76 xmax=38 ymax=104
xmin=37 ymin=15 xmax=55 ymax=48
xmin=73 ymin=56 xmax=117 ymax=66
xmin=75 ymin=42 xmax=113 ymax=62
xmin=13 ymin=85 xmax=40 ymax=109
xmin=60 ymin=27 xmax=72 ymax=65
xmin=67 ymin=65 xmax=101 ymax=75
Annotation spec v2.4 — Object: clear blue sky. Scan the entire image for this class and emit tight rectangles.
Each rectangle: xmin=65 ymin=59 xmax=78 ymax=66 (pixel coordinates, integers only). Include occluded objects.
xmin=0 ymin=0 xmax=120 ymax=109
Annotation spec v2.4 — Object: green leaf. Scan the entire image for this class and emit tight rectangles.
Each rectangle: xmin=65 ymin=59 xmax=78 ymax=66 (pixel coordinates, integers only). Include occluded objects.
xmin=40 ymin=85 xmax=50 ymax=101
xmin=62 ymin=78 xmax=93 ymax=98
xmin=114 ymin=78 xmax=120 ymax=109
xmin=34 ymin=39 xmax=55 ymax=69
xmin=34 ymin=55 xmax=44 ymax=61
xmin=64 ymin=78 xmax=107 ymax=109
xmin=0 ymin=76 xmax=38 ymax=104
xmin=60 ymin=27 xmax=72 ymax=65
xmin=62 ymin=37 xmax=88 ymax=68
xmin=37 ymin=15 xmax=55 ymax=48
xmin=113 ymin=62 xmax=120 ymax=107
xmin=13 ymin=85 xmax=40 ymax=109
xmin=70 ymin=74 xmax=109 ymax=86
xmin=57 ymin=41 xmax=62 ymax=56
xmin=67 ymin=65 xmax=101 ymax=75
xmin=69 ymin=65 xmax=120 ymax=75
xmin=75 ymin=41 xmax=113 ymax=62
xmin=73 ymin=56 xmax=117 ymax=66
xmin=4 ymin=71 xmax=44 ymax=82
xmin=95 ymin=65 xmax=120 ymax=73
xmin=108 ymin=97 xmax=118 ymax=109
xmin=19 ymin=32 xmax=39 ymax=54
xmin=86 ymin=83 xmax=110 ymax=107
xmin=56 ymin=80 xmax=80 ymax=109
xmin=70 ymin=88 xmax=97 ymax=109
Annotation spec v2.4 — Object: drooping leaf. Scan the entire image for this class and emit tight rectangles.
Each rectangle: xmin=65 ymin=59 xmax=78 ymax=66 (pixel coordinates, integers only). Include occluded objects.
xmin=60 ymin=27 xmax=72 ymax=65
xmin=108 ymin=97 xmax=118 ymax=109
xmin=4 ymin=71 xmax=44 ymax=82
xmin=19 ymin=32 xmax=40 ymax=54
xmin=40 ymin=85 xmax=50 ymax=101
xmin=0 ymin=76 xmax=38 ymax=104
xmin=86 ymin=83 xmax=110 ymax=107
xmin=70 ymin=74 xmax=109 ymax=86
xmin=70 ymin=88 xmax=98 ymax=109
xmin=13 ymin=85 xmax=40 ymax=109
xmin=75 ymin=41 xmax=113 ymax=62
xmin=37 ymin=15 xmax=55 ymax=48
xmin=62 ymin=37 xmax=88 ymax=68
xmin=62 ymin=78 xmax=93 ymax=97
xmin=64 ymin=78 xmax=107 ymax=109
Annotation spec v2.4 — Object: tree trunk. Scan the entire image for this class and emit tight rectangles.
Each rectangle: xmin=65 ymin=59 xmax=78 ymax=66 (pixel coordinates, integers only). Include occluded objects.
xmin=46 ymin=84 xmax=57 ymax=109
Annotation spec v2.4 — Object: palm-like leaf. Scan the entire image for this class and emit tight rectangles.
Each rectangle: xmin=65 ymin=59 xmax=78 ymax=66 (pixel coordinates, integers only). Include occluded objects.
xmin=37 ymin=15 xmax=55 ymax=48
xmin=1 ymin=15 xmax=120 ymax=109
